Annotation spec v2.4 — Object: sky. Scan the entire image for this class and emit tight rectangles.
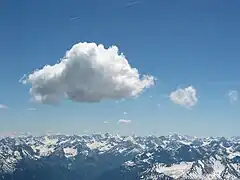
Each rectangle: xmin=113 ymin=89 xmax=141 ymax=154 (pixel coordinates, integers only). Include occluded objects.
xmin=0 ymin=0 xmax=240 ymax=137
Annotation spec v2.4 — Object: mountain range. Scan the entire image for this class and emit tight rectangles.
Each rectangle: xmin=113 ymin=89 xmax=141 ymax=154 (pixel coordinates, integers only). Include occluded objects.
xmin=0 ymin=133 xmax=240 ymax=180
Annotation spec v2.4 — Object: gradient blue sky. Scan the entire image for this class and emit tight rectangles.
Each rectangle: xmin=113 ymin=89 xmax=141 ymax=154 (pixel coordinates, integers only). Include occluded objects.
xmin=0 ymin=0 xmax=240 ymax=137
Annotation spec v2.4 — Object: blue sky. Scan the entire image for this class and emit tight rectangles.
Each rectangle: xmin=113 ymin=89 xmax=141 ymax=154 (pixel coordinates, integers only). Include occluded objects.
xmin=0 ymin=0 xmax=240 ymax=137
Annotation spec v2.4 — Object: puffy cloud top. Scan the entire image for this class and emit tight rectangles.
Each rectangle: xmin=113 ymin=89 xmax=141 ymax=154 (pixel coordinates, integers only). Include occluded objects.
xmin=21 ymin=42 xmax=155 ymax=104
xmin=169 ymin=86 xmax=197 ymax=108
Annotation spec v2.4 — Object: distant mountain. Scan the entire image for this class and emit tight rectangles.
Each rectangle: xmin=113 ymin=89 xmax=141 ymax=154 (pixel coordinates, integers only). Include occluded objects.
xmin=0 ymin=133 xmax=240 ymax=180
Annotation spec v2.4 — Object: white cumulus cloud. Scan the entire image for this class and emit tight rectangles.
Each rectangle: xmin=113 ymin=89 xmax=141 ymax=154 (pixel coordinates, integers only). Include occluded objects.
xmin=21 ymin=42 xmax=155 ymax=104
xmin=169 ymin=86 xmax=197 ymax=108
xmin=118 ymin=119 xmax=132 ymax=124
xmin=0 ymin=104 xmax=8 ymax=109
xmin=227 ymin=90 xmax=238 ymax=103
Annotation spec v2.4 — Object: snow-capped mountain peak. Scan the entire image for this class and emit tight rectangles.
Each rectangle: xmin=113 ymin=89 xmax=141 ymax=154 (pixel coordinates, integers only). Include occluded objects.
xmin=0 ymin=134 xmax=240 ymax=180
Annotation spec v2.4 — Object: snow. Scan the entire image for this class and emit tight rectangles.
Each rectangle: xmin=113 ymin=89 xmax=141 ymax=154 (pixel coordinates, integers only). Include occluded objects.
xmin=13 ymin=151 xmax=21 ymax=160
xmin=181 ymin=157 xmax=231 ymax=180
xmin=63 ymin=147 xmax=78 ymax=158
xmin=124 ymin=136 xmax=136 ymax=143
xmin=99 ymin=143 xmax=115 ymax=152
xmin=228 ymin=152 xmax=240 ymax=159
xmin=118 ymin=147 xmax=127 ymax=153
xmin=146 ymin=152 xmax=153 ymax=157
xmin=87 ymin=141 xmax=107 ymax=150
xmin=210 ymin=157 xmax=225 ymax=179
xmin=30 ymin=137 xmax=58 ymax=156
xmin=155 ymin=162 xmax=193 ymax=178
xmin=1 ymin=133 xmax=240 ymax=179
xmin=179 ymin=140 xmax=191 ymax=145
xmin=34 ymin=146 xmax=54 ymax=156
xmin=137 ymin=143 xmax=146 ymax=150
xmin=125 ymin=161 xmax=136 ymax=167
xmin=43 ymin=136 xmax=58 ymax=145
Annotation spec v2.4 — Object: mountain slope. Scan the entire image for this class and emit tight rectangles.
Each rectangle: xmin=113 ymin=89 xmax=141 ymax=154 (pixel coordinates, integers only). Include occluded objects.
xmin=0 ymin=134 xmax=239 ymax=180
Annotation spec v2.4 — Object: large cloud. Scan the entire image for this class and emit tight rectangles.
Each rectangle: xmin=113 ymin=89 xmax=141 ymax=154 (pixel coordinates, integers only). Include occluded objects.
xmin=169 ymin=86 xmax=197 ymax=108
xmin=21 ymin=42 xmax=155 ymax=104
xmin=227 ymin=90 xmax=238 ymax=103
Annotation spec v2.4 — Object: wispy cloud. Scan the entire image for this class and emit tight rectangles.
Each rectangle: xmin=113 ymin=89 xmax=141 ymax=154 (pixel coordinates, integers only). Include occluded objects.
xmin=0 ymin=104 xmax=8 ymax=109
xmin=123 ymin=111 xmax=128 ymax=115
xmin=116 ymin=99 xmax=126 ymax=104
xmin=124 ymin=0 xmax=142 ymax=7
xmin=70 ymin=16 xmax=81 ymax=21
xmin=103 ymin=121 xmax=108 ymax=124
xmin=227 ymin=90 xmax=238 ymax=104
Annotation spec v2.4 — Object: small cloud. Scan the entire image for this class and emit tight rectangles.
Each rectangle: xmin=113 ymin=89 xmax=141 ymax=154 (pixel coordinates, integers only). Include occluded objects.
xmin=118 ymin=119 xmax=132 ymax=124
xmin=227 ymin=90 xmax=238 ymax=103
xmin=27 ymin=108 xmax=36 ymax=111
xmin=116 ymin=99 xmax=126 ymax=104
xmin=124 ymin=0 xmax=142 ymax=7
xmin=70 ymin=16 xmax=81 ymax=21
xmin=157 ymin=103 xmax=161 ymax=107
xmin=103 ymin=121 xmax=108 ymax=124
xmin=0 ymin=104 xmax=8 ymax=109
xmin=169 ymin=86 xmax=197 ymax=108
xmin=2 ymin=132 xmax=17 ymax=137
xmin=123 ymin=111 xmax=128 ymax=115
xmin=149 ymin=95 xmax=153 ymax=98
xmin=21 ymin=42 xmax=155 ymax=105
xmin=83 ymin=130 xmax=89 ymax=134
